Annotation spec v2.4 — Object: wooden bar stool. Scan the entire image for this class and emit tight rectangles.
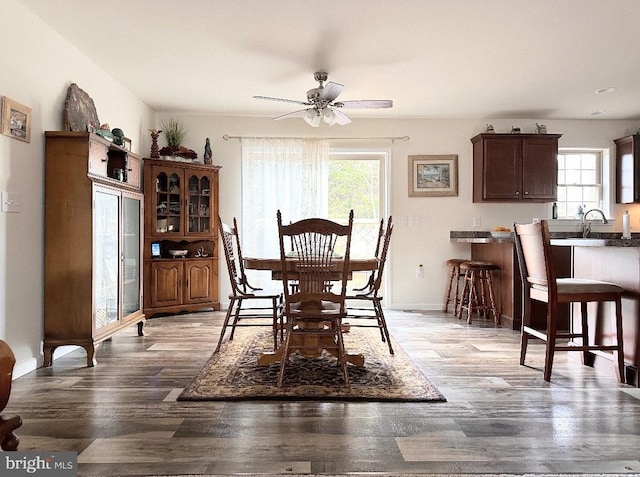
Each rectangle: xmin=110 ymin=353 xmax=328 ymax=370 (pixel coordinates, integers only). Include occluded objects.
xmin=443 ymin=258 xmax=467 ymax=314
xmin=456 ymin=260 xmax=500 ymax=325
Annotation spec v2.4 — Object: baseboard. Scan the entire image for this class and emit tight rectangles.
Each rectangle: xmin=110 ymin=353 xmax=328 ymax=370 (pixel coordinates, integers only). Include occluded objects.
xmin=12 ymin=345 xmax=78 ymax=379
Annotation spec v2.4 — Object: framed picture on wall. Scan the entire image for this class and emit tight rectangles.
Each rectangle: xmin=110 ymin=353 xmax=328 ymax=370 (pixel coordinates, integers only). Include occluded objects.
xmin=1 ymin=96 xmax=31 ymax=143
xmin=408 ymin=154 xmax=458 ymax=197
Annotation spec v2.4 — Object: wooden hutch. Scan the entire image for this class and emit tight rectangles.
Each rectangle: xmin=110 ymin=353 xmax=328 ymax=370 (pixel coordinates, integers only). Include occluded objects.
xmin=142 ymin=158 xmax=221 ymax=317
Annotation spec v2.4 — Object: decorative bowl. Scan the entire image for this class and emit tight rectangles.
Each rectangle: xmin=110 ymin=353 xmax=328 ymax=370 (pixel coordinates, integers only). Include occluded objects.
xmin=490 ymin=231 xmax=512 ymax=239
xmin=168 ymin=249 xmax=188 ymax=257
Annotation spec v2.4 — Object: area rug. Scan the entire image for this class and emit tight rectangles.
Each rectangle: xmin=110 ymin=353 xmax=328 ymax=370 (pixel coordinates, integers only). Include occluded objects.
xmin=177 ymin=328 xmax=446 ymax=402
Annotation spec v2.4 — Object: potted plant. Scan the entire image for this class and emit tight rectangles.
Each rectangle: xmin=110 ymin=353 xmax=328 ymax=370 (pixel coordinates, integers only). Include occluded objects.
xmin=161 ymin=118 xmax=186 ymax=154
xmin=157 ymin=118 xmax=197 ymax=160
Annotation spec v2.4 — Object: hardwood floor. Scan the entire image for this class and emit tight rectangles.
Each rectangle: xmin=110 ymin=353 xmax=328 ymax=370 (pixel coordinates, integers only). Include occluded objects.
xmin=5 ymin=310 xmax=640 ymax=476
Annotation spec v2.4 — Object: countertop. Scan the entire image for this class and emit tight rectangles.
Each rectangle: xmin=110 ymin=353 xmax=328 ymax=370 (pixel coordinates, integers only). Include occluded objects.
xmin=450 ymin=230 xmax=640 ymax=247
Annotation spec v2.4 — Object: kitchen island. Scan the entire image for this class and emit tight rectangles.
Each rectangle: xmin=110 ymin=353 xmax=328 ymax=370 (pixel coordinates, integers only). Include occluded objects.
xmin=451 ymin=230 xmax=640 ymax=386
xmin=450 ymin=231 xmax=572 ymax=331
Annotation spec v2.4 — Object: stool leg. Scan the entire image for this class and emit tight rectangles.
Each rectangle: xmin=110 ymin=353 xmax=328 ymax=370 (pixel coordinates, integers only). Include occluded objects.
xmin=452 ymin=266 xmax=461 ymax=315
xmin=580 ymin=302 xmax=590 ymax=366
xmin=466 ymin=270 xmax=477 ymax=324
xmin=477 ymin=271 xmax=488 ymax=318
xmin=613 ymin=296 xmax=625 ymax=383
xmin=443 ymin=266 xmax=455 ymax=312
xmin=485 ymin=270 xmax=499 ymax=324
xmin=456 ymin=271 xmax=470 ymax=321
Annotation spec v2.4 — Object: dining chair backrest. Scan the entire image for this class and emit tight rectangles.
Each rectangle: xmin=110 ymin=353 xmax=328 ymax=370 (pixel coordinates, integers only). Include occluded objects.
xmin=277 ymin=210 xmax=354 ymax=314
xmin=513 ymin=220 xmax=557 ymax=301
xmin=218 ymin=216 xmax=250 ymax=295
xmin=371 ymin=217 xmax=393 ymax=296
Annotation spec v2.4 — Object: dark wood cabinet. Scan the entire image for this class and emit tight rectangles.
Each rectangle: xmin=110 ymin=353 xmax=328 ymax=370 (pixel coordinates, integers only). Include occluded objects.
xmin=44 ymin=132 xmax=145 ymax=367
xmin=143 ymin=158 xmax=221 ymax=317
xmin=614 ymin=134 xmax=640 ymax=203
xmin=472 ymin=133 xmax=561 ymax=202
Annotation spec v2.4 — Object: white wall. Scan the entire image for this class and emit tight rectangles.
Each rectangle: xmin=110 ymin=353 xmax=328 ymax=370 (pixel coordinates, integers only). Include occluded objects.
xmin=0 ymin=0 xmax=155 ymax=376
xmin=161 ymin=114 xmax=640 ymax=312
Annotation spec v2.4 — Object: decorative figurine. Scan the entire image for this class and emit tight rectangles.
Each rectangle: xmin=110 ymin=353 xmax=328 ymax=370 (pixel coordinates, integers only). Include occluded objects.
xmin=485 ymin=124 xmax=495 ymax=133
xmin=204 ymin=137 xmax=213 ymax=164
xmin=195 ymin=246 xmax=209 ymax=258
xmin=536 ymin=123 xmax=547 ymax=134
xmin=511 ymin=126 xmax=521 ymax=134
xmin=149 ymin=128 xmax=162 ymax=158
xmin=111 ymin=128 xmax=125 ymax=146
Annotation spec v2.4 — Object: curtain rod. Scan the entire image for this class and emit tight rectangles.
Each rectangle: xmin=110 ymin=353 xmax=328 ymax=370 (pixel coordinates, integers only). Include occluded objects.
xmin=222 ymin=134 xmax=410 ymax=142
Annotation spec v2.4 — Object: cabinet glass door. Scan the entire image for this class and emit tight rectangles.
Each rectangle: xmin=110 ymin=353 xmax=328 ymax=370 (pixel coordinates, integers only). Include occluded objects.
xmin=154 ymin=170 xmax=182 ymax=234
xmin=94 ymin=186 xmax=120 ymax=329
xmin=122 ymin=193 xmax=142 ymax=316
xmin=187 ymin=173 xmax=211 ymax=234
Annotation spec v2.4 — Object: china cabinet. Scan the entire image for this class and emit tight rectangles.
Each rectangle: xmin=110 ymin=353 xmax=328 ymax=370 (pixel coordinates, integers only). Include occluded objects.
xmin=614 ymin=134 xmax=640 ymax=203
xmin=472 ymin=133 xmax=561 ymax=202
xmin=143 ymin=158 xmax=221 ymax=316
xmin=44 ymin=131 xmax=145 ymax=367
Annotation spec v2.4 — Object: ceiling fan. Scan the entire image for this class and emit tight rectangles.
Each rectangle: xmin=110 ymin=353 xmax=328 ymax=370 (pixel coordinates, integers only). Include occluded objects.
xmin=253 ymin=72 xmax=393 ymax=127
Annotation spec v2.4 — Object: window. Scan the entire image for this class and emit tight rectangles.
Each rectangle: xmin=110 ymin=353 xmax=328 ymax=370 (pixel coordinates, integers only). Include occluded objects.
xmin=328 ymin=150 xmax=387 ymax=258
xmin=241 ymin=138 xmax=388 ymax=288
xmin=556 ymin=150 xmax=606 ymax=219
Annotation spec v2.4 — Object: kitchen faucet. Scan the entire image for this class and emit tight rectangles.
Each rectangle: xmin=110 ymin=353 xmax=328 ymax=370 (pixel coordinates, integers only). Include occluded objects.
xmin=582 ymin=208 xmax=608 ymax=238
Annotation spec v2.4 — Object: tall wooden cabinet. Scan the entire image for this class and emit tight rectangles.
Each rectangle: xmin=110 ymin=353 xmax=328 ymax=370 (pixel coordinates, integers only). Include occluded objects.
xmin=472 ymin=133 xmax=561 ymax=202
xmin=143 ymin=158 xmax=221 ymax=317
xmin=44 ymin=131 xmax=145 ymax=367
xmin=614 ymin=134 xmax=640 ymax=203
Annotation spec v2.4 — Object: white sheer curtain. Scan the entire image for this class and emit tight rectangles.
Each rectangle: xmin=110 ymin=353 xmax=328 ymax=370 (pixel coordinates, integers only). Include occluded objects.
xmin=241 ymin=137 xmax=329 ymax=266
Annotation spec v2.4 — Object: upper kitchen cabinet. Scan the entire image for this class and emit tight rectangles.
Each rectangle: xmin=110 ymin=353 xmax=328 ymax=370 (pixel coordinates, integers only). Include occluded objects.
xmin=472 ymin=133 xmax=562 ymax=202
xmin=614 ymin=134 xmax=640 ymax=203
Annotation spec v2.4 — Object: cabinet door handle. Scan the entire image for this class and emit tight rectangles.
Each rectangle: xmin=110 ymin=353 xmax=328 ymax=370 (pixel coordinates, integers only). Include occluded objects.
xmin=515 ymin=191 xmax=520 ymax=195
xmin=524 ymin=191 xmax=529 ymax=195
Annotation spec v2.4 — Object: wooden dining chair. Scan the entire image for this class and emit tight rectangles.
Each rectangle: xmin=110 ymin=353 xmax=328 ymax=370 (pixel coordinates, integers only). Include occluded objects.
xmin=513 ymin=220 xmax=625 ymax=383
xmin=276 ymin=209 xmax=354 ymax=387
xmin=346 ymin=216 xmax=394 ymax=354
xmin=215 ymin=217 xmax=284 ymax=353
xmin=0 ymin=340 xmax=21 ymax=451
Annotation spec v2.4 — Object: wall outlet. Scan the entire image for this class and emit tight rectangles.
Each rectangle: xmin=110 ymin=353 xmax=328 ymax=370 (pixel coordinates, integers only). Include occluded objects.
xmin=473 ymin=216 xmax=481 ymax=228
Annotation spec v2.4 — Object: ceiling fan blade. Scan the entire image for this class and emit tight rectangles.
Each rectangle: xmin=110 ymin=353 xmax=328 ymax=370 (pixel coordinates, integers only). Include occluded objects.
xmin=331 ymin=108 xmax=352 ymax=125
xmin=319 ymin=81 xmax=344 ymax=102
xmin=253 ymin=95 xmax=310 ymax=106
xmin=334 ymin=100 xmax=393 ymax=109
xmin=272 ymin=108 xmax=310 ymax=121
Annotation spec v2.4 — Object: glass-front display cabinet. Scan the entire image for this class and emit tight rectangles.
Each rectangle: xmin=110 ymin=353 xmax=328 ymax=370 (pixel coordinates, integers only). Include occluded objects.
xmin=143 ymin=158 xmax=221 ymax=317
xmin=44 ymin=131 xmax=145 ymax=367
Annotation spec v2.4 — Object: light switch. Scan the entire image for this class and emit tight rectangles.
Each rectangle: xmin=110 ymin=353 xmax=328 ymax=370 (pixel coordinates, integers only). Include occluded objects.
xmin=2 ymin=192 xmax=21 ymax=213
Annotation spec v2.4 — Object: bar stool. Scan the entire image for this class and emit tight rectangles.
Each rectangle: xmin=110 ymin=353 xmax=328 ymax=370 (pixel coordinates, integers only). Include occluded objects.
xmin=443 ymin=258 xmax=466 ymax=314
xmin=456 ymin=260 xmax=500 ymax=325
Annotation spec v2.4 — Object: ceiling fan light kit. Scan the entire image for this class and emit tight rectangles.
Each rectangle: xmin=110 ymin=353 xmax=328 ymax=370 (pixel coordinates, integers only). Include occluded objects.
xmin=254 ymin=72 xmax=393 ymax=127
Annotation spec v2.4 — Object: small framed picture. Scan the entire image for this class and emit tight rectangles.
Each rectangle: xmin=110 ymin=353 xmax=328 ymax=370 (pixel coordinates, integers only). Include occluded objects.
xmin=1 ymin=96 xmax=31 ymax=143
xmin=151 ymin=242 xmax=161 ymax=258
xmin=124 ymin=137 xmax=132 ymax=151
xmin=408 ymin=154 xmax=458 ymax=197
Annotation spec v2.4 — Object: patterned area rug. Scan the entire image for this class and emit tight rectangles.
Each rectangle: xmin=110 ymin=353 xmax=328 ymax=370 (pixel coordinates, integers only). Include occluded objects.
xmin=178 ymin=328 xmax=446 ymax=402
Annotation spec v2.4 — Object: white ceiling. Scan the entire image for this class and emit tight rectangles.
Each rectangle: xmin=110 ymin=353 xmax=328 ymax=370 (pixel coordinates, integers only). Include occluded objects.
xmin=17 ymin=0 xmax=640 ymax=121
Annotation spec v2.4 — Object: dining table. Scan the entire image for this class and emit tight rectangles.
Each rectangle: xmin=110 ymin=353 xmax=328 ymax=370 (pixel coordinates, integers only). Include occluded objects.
xmin=243 ymin=256 xmax=379 ymax=367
